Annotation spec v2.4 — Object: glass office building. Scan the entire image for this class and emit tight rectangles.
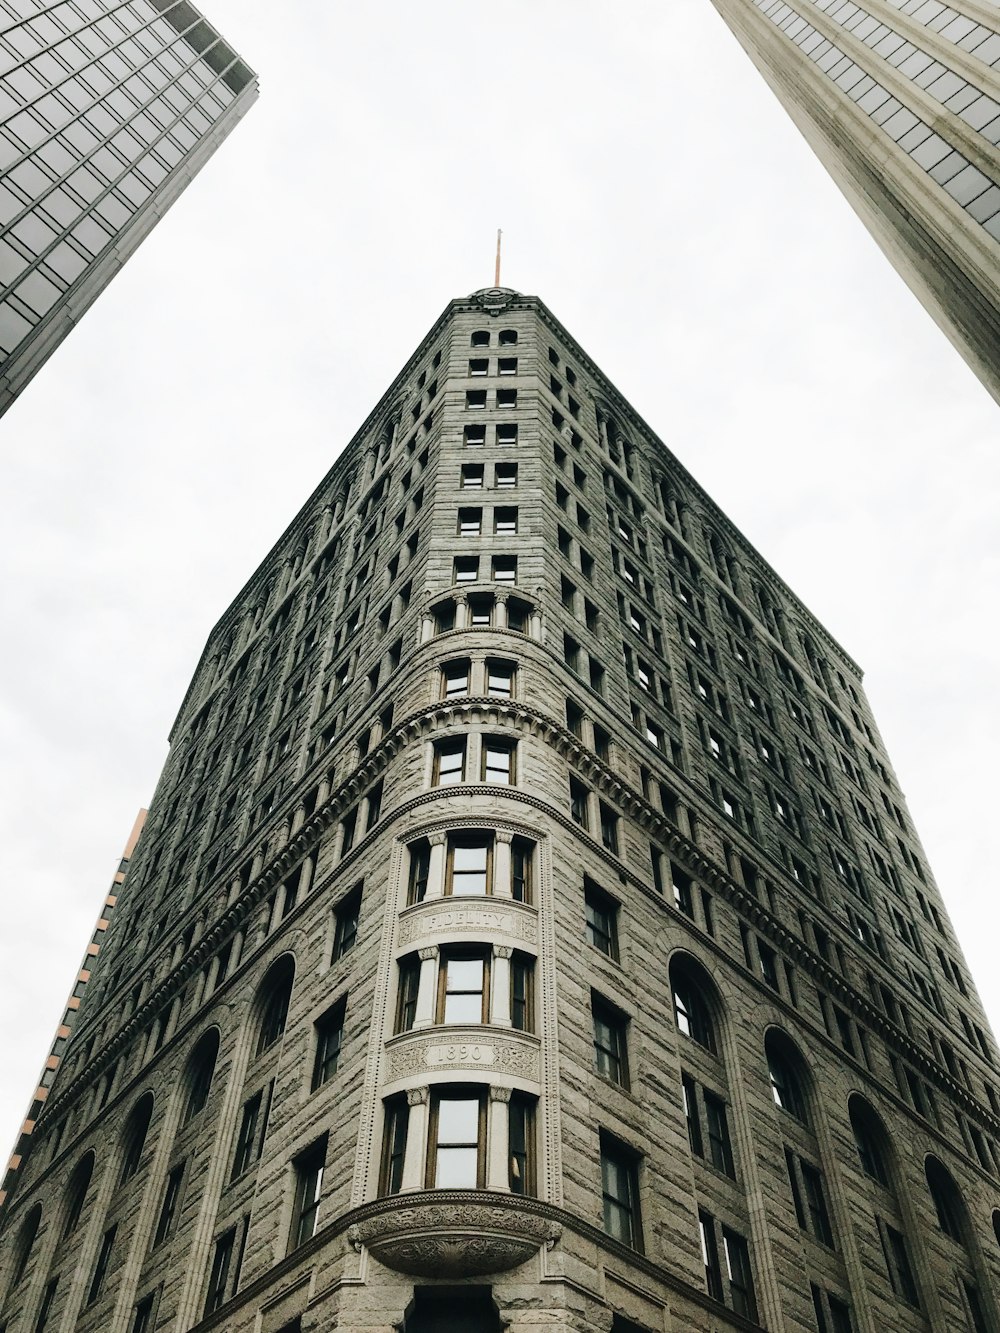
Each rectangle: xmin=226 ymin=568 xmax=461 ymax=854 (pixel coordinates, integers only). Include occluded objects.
xmin=714 ymin=0 xmax=1000 ymax=403
xmin=0 ymin=0 xmax=255 ymax=418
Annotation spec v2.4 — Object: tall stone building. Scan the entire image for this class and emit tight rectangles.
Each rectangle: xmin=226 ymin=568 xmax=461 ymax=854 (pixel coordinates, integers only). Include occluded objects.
xmin=3 ymin=286 xmax=1000 ymax=1333
xmin=712 ymin=0 xmax=1000 ymax=405
xmin=0 ymin=0 xmax=255 ymax=419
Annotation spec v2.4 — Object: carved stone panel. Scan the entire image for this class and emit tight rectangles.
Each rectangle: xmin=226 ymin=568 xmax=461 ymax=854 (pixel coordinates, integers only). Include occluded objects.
xmin=397 ymin=900 xmax=537 ymax=949
xmin=385 ymin=1028 xmax=540 ymax=1082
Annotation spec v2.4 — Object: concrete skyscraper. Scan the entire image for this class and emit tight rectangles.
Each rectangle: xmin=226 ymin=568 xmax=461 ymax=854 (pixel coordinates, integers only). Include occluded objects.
xmin=0 ymin=0 xmax=255 ymax=419
xmin=713 ymin=0 xmax=1000 ymax=403
xmin=2 ymin=286 xmax=1000 ymax=1332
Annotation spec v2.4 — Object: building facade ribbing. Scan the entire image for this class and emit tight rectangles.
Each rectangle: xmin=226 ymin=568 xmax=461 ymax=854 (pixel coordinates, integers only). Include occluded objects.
xmin=0 ymin=0 xmax=255 ymax=419
xmin=713 ymin=0 xmax=1000 ymax=404
xmin=2 ymin=286 xmax=999 ymax=1333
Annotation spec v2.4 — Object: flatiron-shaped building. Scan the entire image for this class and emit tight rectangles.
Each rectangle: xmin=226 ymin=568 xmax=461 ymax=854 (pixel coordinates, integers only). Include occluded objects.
xmin=2 ymin=286 xmax=999 ymax=1333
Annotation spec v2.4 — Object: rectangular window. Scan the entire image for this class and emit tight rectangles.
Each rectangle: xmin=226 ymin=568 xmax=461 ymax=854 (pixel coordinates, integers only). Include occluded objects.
xmin=508 ymin=1093 xmax=536 ymax=1195
xmin=494 ymin=506 xmax=518 ymax=535
xmin=204 ymin=1227 xmax=236 ymax=1316
xmin=88 ymin=1225 xmax=118 ymax=1304
xmin=407 ymin=839 xmax=430 ymax=904
xmin=468 ymin=593 xmax=493 ymax=625
xmin=511 ymin=955 xmax=534 ymax=1031
xmin=231 ymin=1082 xmax=272 ymax=1180
xmin=585 ymin=879 xmax=619 ymax=959
xmin=482 ymin=738 xmax=515 ymax=785
xmin=570 ymin=775 xmax=589 ymax=826
xmin=496 ymin=423 xmax=518 ymax=446
xmin=879 ymin=1218 xmax=919 ymax=1305
xmin=495 ymin=462 xmax=517 ymax=488
xmin=35 ymin=1279 xmax=57 ymax=1332
xmin=447 ymin=834 xmax=491 ymax=895
xmin=699 ymin=1210 xmax=723 ymax=1301
xmin=441 ymin=659 xmax=470 ymax=699
xmin=396 ymin=956 xmax=420 ymax=1033
xmin=492 ymin=555 xmax=517 ymax=583
xmin=704 ymin=1091 xmax=735 ymax=1177
xmin=802 ymin=1161 xmax=834 ymax=1246
xmin=498 ymin=356 xmax=517 ymax=374
xmin=599 ymin=802 xmax=619 ymax=854
xmin=461 ymin=463 xmax=484 ymax=488
xmin=153 ymin=1163 xmax=185 ymax=1246
xmin=457 ymin=507 xmax=482 ymax=536
xmin=379 ymin=1097 xmax=409 ymax=1196
xmin=511 ymin=836 xmax=533 ymax=903
xmin=130 ymin=1292 xmax=155 ymax=1333
xmin=722 ymin=1227 xmax=757 ymax=1321
xmin=332 ymin=886 xmax=361 ymax=960
xmin=496 ymin=387 xmax=517 ymax=407
xmin=438 ymin=952 xmax=490 ymax=1024
xmin=433 ymin=738 xmax=466 ymax=785
xmin=468 ymin=357 xmax=488 ymax=375
xmin=593 ymin=996 xmax=629 ymax=1087
xmin=311 ymin=999 xmax=345 ymax=1091
xmin=290 ymin=1138 xmax=327 ymax=1251
xmin=600 ymin=1135 xmax=642 ymax=1249
xmin=464 ymin=423 xmax=486 ymax=446
xmin=486 ymin=659 xmax=515 ymax=698
xmin=465 ymin=390 xmax=487 ymax=408
xmin=428 ymin=1091 xmax=486 ymax=1188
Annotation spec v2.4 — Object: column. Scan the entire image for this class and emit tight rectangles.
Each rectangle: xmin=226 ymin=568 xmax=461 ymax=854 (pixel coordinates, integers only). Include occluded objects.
xmin=491 ymin=946 xmax=512 ymax=1028
xmin=454 ymin=592 xmax=469 ymax=630
xmin=297 ymin=853 xmax=316 ymax=898
xmin=425 ymin=832 xmax=447 ymax=900
xmin=494 ymin=591 xmax=509 ymax=630
xmin=401 ymin=1087 xmax=428 ymax=1191
xmin=412 ymin=947 xmax=438 ymax=1031
xmin=487 ymin=1086 xmax=511 ymax=1191
xmin=493 ymin=831 xmax=513 ymax=899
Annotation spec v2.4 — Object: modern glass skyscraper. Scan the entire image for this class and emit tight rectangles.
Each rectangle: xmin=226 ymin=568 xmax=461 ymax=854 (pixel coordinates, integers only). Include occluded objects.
xmin=0 ymin=0 xmax=255 ymax=418
xmin=2 ymin=287 xmax=999 ymax=1331
xmin=713 ymin=0 xmax=1000 ymax=402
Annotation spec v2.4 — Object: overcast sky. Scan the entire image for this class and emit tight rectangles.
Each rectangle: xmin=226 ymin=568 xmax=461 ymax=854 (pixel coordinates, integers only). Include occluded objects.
xmin=0 ymin=0 xmax=997 ymax=1163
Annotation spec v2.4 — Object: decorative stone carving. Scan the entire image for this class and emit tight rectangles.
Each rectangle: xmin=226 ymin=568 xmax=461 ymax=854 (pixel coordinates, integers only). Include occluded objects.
xmin=469 ymin=287 xmax=519 ymax=317
xmin=397 ymin=902 xmax=537 ymax=949
xmin=385 ymin=1031 xmax=540 ymax=1082
xmin=347 ymin=1194 xmax=561 ymax=1276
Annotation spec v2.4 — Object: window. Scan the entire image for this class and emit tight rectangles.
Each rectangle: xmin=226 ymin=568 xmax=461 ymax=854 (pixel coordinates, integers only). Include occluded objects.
xmin=599 ymin=802 xmax=619 ymax=854
xmin=257 ymin=969 xmax=293 ymax=1055
xmin=511 ymin=836 xmax=533 ymax=903
xmin=290 ymin=1138 xmax=326 ymax=1250
xmin=482 ymin=737 xmax=515 ymax=784
xmin=461 ymin=463 xmax=484 ymax=488
xmin=498 ymin=356 xmax=517 ymax=374
xmin=499 ymin=328 xmax=517 ymax=345
xmin=204 ymin=1226 xmax=237 ymax=1316
xmin=672 ymin=972 xmax=716 ymax=1052
xmin=231 ymin=1083 xmax=272 ymax=1179
xmin=447 ymin=834 xmax=492 ymax=895
xmin=396 ymin=956 xmax=420 ymax=1032
xmin=119 ymin=1093 xmax=154 ymax=1184
xmin=585 ymin=879 xmax=619 ymax=959
xmin=470 ymin=329 xmax=489 ymax=347
xmin=700 ymin=1210 xmax=723 ymax=1301
xmin=153 ymin=1163 xmax=185 ymax=1246
xmin=438 ymin=951 xmax=490 ymax=1024
xmin=468 ymin=357 xmax=488 ymax=376
xmin=509 ymin=1093 xmax=536 ymax=1195
xmin=311 ymin=999 xmax=345 ymax=1091
xmin=878 ymin=1217 xmax=919 ymax=1305
xmin=684 ymin=1076 xmax=735 ymax=1176
xmin=570 ymin=775 xmax=590 ymax=826
xmin=332 ymin=887 xmax=361 ymax=960
xmin=433 ymin=738 xmax=466 ymax=785
xmin=495 ymin=462 xmax=517 ymax=488
xmin=786 ymin=1149 xmax=834 ymax=1245
xmin=441 ymin=659 xmax=470 ymax=699
xmin=512 ymin=954 xmax=534 ymax=1031
xmin=184 ymin=1030 xmax=219 ymax=1122
xmin=496 ymin=388 xmax=517 ymax=407
xmin=593 ymin=995 xmax=629 ymax=1088
xmin=496 ymin=422 xmax=518 ymax=446
xmin=380 ymin=1097 xmax=409 ymax=1195
xmin=494 ymin=506 xmax=518 ymax=535
xmin=61 ymin=1155 xmax=94 ymax=1238
xmin=35 ymin=1278 xmax=58 ymax=1333
xmin=464 ymin=423 xmax=486 ymax=446
xmin=428 ymin=1089 xmax=486 ymax=1188
xmin=491 ymin=555 xmax=517 ymax=583
xmin=722 ymin=1227 xmax=757 ymax=1321
xmin=486 ymin=659 xmax=515 ymax=698
xmin=465 ymin=390 xmax=486 ymax=409
xmin=130 ymin=1292 xmax=156 ymax=1333
xmin=600 ymin=1135 xmax=642 ymax=1249
xmin=407 ymin=839 xmax=430 ymax=904
xmin=468 ymin=593 xmax=493 ymax=625
xmin=766 ymin=1037 xmax=808 ymax=1122
xmin=811 ymin=1286 xmax=854 ymax=1333
xmin=458 ymin=507 xmax=482 ymax=536
xmin=88 ymin=1225 xmax=117 ymax=1305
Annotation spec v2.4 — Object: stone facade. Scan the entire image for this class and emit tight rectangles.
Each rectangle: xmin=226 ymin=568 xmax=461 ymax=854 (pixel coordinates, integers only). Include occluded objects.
xmin=2 ymin=287 xmax=999 ymax=1332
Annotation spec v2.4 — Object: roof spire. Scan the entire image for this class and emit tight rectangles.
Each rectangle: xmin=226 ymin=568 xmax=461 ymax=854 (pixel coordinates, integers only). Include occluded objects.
xmin=494 ymin=228 xmax=502 ymax=287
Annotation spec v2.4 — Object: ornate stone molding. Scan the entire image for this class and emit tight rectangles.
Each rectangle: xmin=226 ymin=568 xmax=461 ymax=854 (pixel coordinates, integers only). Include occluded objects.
xmin=384 ymin=1026 xmax=540 ymax=1083
xmin=347 ymin=1192 xmax=561 ymax=1276
xmin=397 ymin=898 xmax=537 ymax=950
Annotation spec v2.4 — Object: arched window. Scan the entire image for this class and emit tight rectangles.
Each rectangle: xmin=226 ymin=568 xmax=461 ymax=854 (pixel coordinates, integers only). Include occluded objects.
xmin=255 ymin=956 xmax=295 ymax=1057
xmin=183 ymin=1028 xmax=220 ymax=1123
xmin=61 ymin=1151 xmax=95 ymax=1238
xmin=925 ymin=1156 xmax=966 ymax=1243
xmin=848 ymin=1096 xmax=890 ymax=1187
xmin=119 ymin=1091 xmax=154 ymax=1185
xmin=669 ymin=957 xmax=718 ymax=1054
xmin=9 ymin=1202 xmax=41 ymax=1286
xmin=765 ymin=1031 xmax=809 ymax=1124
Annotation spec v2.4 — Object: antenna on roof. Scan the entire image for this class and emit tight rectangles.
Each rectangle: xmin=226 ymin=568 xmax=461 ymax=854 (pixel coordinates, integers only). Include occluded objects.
xmin=494 ymin=228 xmax=502 ymax=287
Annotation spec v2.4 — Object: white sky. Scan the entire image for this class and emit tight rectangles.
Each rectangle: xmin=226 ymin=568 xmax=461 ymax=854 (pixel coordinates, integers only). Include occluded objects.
xmin=1 ymin=0 xmax=997 ymax=1164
